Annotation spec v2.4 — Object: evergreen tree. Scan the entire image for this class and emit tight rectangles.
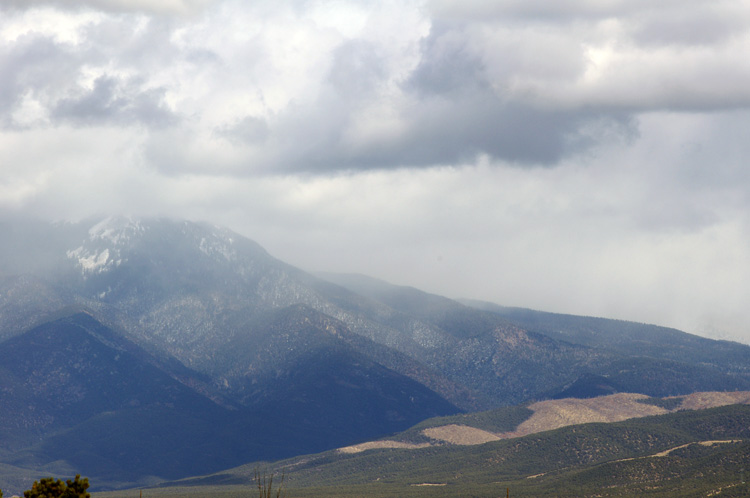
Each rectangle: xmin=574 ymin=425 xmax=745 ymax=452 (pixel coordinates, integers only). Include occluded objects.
xmin=24 ymin=475 xmax=90 ymax=498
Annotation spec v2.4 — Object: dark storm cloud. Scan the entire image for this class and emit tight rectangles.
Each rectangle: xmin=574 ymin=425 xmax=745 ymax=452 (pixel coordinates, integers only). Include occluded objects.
xmin=263 ymin=98 xmax=634 ymax=174
xmin=400 ymin=98 xmax=635 ymax=167
xmin=261 ymin=21 xmax=636 ymax=173
xmin=407 ymin=22 xmax=488 ymax=95
xmin=51 ymin=76 xmax=176 ymax=127
xmin=6 ymin=0 xmax=743 ymax=177
xmin=394 ymin=22 xmax=618 ymax=166
xmin=4 ymin=0 xmax=749 ymax=177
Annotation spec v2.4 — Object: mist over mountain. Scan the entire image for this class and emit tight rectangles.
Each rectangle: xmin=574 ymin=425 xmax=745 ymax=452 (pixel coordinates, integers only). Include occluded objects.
xmin=1 ymin=216 xmax=749 ymax=491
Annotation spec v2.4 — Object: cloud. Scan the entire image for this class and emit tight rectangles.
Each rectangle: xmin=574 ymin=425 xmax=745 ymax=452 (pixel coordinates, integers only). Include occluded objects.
xmin=0 ymin=0 xmax=218 ymax=16
xmin=216 ymin=115 xmax=270 ymax=146
xmin=0 ymin=34 xmax=75 ymax=127
xmin=51 ymin=75 xmax=176 ymax=127
xmin=3 ymin=0 xmax=750 ymax=176
xmin=0 ymin=0 xmax=644 ymax=174
xmin=0 ymin=11 xmax=183 ymax=130
xmin=427 ymin=0 xmax=747 ymax=30
xmin=426 ymin=0 xmax=750 ymax=110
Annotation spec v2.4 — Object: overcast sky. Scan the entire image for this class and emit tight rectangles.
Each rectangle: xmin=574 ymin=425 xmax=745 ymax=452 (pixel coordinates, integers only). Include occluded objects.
xmin=1 ymin=0 xmax=749 ymax=343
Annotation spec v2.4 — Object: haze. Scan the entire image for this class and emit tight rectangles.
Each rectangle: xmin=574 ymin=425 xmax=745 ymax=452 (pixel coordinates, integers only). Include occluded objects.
xmin=1 ymin=0 xmax=749 ymax=343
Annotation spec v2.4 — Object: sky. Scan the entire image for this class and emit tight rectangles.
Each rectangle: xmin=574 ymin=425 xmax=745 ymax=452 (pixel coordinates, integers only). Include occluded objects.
xmin=1 ymin=0 xmax=749 ymax=343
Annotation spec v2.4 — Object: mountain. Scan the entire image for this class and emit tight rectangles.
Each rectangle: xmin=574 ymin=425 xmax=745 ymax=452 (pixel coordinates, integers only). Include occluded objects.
xmin=0 ymin=312 xmax=221 ymax=445
xmin=0 ymin=312 xmax=263 ymax=483
xmin=461 ymin=299 xmax=750 ymax=376
xmin=1 ymin=216 xmax=749 ymax=490
xmin=319 ymin=272 xmax=750 ymax=399
xmin=0 ymin=311 xmax=457 ymax=493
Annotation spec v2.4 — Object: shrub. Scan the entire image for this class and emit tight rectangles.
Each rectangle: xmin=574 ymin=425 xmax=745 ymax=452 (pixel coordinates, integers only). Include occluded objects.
xmin=254 ymin=469 xmax=286 ymax=498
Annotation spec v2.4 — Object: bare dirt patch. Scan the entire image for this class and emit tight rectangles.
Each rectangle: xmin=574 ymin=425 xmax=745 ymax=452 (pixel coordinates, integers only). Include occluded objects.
xmin=615 ymin=439 xmax=743 ymax=461
xmin=337 ymin=440 xmax=430 ymax=454
xmin=422 ymin=424 xmax=501 ymax=445
xmin=678 ymin=391 xmax=750 ymax=410
xmin=334 ymin=391 xmax=750 ymax=454
xmin=504 ymin=393 xmax=667 ymax=438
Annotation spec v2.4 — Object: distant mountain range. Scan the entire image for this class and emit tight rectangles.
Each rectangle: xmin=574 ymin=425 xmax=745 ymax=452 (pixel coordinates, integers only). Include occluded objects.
xmin=1 ymin=216 xmax=749 ymax=492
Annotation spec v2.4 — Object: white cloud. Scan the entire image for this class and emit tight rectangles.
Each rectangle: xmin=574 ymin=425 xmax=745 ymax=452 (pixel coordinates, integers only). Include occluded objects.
xmin=0 ymin=0 xmax=218 ymax=16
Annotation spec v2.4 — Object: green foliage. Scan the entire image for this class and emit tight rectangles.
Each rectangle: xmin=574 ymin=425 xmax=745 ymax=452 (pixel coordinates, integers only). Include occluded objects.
xmin=23 ymin=475 xmax=89 ymax=498
xmin=393 ymin=404 xmax=533 ymax=444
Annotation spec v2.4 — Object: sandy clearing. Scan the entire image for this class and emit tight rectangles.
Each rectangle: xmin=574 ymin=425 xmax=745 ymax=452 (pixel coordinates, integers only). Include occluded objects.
xmin=678 ymin=391 xmax=750 ymax=410
xmin=337 ymin=440 xmax=431 ymax=454
xmin=616 ymin=439 xmax=743 ymax=460
xmin=334 ymin=391 xmax=750 ymax=455
xmin=422 ymin=424 xmax=502 ymax=445
xmin=504 ymin=393 xmax=667 ymax=438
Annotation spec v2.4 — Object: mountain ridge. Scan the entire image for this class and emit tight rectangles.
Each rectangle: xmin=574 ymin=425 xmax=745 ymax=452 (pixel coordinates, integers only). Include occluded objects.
xmin=1 ymin=216 xmax=749 ymax=490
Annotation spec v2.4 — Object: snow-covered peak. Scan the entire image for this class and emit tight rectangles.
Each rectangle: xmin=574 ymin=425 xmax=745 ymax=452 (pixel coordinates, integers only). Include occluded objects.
xmin=64 ymin=217 xmax=268 ymax=280
xmin=66 ymin=216 xmax=143 ymax=277
xmin=88 ymin=216 xmax=146 ymax=245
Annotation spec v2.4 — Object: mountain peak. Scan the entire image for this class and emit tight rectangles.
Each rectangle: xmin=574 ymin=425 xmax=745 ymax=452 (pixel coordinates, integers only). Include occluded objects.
xmin=64 ymin=217 xmax=261 ymax=278
xmin=87 ymin=216 xmax=146 ymax=244
xmin=66 ymin=216 xmax=142 ymax=276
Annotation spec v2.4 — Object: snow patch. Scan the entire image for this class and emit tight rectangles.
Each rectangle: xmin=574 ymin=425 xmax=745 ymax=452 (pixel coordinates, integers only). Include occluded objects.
xmin=198 ymin=235 xmax=236 ymax=261
xmin=67 ymin=246 xmax=114 ymax=275
xmin=66 ymin=216 xmax=147 ymax=276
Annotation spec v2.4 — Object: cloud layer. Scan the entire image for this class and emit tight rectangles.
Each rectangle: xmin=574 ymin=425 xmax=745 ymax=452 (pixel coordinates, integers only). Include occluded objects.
xmin=6 ymin=0 xmax=749 ymax=174
xmin=1 ymin=0 xmax=749 ymax=342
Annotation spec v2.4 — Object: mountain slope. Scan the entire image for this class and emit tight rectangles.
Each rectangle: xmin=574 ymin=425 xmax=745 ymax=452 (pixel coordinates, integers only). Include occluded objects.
xmin=4 ymin=218 xmax=748 ymax=411
xmin=0 ymin=312 xmax=248 ymax=483
xmin=463 ymin=300 xmax=750 ymax=375
xmin=215 ymin=303 xmax=461 ymax=446
xmin=0 ymin=309 xmax=460 ymax=490
xmin=0 ymin=312 xmax=223 ymax=445
xmin=1 ymin=216 xmax=750 ymax=489
xmin=4 ymin=218 xmax=750 ymax=410
xmin=321 ymin=272 xmax=750 ymax=400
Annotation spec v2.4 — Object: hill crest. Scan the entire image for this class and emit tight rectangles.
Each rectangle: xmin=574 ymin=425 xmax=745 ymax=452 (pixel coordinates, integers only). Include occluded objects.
xmin=338 ymin=390 xmax=750 ymax=453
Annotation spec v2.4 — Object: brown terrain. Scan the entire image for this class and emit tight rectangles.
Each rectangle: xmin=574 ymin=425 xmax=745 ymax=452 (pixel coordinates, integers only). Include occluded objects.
xmin=337 ymin=391 xmax=750 ymax=454
xmin=422 ymin=424 xmax=501 ymax=445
